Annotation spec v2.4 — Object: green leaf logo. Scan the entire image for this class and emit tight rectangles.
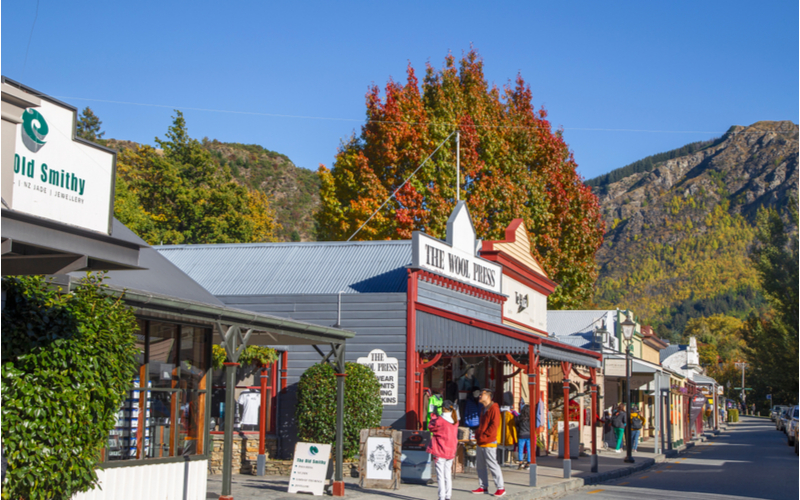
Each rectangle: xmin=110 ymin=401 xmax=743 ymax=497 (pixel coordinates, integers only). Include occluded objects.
xmin=309 ymin=446 xmax=319 ymax=456
xmin=22 ymin=108 xmax=49 ymax=153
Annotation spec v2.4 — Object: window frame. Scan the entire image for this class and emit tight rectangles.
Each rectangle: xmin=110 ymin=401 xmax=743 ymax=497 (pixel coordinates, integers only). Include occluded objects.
xmin=101 ymin=317 xmax=213 ymax=468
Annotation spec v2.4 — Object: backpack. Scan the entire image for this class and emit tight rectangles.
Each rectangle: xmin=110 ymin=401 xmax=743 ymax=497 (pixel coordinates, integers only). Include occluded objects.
xmin=631 ymin=414 xmax=643 ymax=430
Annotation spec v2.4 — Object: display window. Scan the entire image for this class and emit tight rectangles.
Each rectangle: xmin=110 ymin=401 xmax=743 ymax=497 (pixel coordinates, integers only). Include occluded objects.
xmin=103 ymin=319 xmax=211 ymax=463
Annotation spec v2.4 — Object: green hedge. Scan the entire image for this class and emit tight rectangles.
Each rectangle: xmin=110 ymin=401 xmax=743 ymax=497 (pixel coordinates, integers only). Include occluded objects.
xmin=295 ymin=362 xmax=381 ymax=459
xmin=728 ymin=409 xmax=739 ymax=422
xmin=1 ymin=275 xmax=139 ymax=500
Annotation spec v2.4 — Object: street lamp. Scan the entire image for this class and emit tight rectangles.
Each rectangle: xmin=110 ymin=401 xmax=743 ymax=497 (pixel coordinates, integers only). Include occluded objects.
xmin=620 ymin=315 xmax=636 ymax=464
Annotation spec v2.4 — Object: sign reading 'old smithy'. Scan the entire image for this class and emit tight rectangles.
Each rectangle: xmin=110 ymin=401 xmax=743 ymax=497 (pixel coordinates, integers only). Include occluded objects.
xmin=411 ymin=201 xmax=503 ymax=294
xmin=11 ymin=99 xmax=115 ymax=234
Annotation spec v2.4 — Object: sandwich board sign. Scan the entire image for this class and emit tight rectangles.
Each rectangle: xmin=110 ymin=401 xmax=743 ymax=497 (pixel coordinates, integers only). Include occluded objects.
xmin=288 ymin=442 xmax=330 ymax=496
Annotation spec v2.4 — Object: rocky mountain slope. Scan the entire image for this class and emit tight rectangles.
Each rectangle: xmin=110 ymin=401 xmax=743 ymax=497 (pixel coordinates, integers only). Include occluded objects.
xmin=591 ymin=121 xmax=798 ymax=339
xmin=201 ymin=140 xmax=320 ymax=242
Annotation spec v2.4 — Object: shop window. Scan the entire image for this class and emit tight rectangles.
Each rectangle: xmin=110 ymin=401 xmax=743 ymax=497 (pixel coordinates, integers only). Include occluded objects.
xmin=104 ymin=320 xmax=210 ymax=463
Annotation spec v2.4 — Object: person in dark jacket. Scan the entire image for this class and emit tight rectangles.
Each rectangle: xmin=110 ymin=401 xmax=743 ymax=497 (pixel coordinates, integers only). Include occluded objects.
xmin=610 ymin=403 xmax=627 ymax=453
xmin=516 ymin=400 xmax=531 ymax=469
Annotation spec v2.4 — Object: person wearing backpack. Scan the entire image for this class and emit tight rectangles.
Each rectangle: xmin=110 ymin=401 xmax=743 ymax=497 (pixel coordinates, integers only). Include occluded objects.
xmin=516 ymin=400 xmax=531 ymax=469
xmin=610 ymin=403 xmax=627 ymax=453
xmin=630 ymin=405 xmax=643 ymax=452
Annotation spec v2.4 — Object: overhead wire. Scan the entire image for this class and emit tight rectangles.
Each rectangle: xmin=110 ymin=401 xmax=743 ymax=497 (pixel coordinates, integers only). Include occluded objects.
xmin=345 ymin=130 xmax=456 ymax=241
xmin=50 ymin=94 xmax=729 ymax=134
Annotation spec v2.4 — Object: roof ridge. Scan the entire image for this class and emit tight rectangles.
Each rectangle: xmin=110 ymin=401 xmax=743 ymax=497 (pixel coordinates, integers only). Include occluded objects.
xmin=156 ymin=240 xmax=414 ymax=249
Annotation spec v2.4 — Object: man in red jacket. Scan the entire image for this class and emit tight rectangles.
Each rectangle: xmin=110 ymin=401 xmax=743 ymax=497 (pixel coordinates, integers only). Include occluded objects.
xmin=472 ymin=388 xmax=505 ymax=497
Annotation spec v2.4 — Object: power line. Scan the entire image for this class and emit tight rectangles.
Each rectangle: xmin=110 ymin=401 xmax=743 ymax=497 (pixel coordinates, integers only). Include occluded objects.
xmin=52 ymin=95 xmax=727 ymax=135
xmin=346 ymin=130 xmax=457 ymax=242
xmin=21 ymin=0 xmax=40 ymax=78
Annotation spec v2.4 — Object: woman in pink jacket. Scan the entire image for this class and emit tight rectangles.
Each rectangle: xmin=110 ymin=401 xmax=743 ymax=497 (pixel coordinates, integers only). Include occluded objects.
xmin=427 ymin=400 xmax=459 ymax=500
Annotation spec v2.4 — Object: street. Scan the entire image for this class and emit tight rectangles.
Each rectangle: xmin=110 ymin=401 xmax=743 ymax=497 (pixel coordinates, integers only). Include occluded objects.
xmin=558 ymin=416 xmax=798 ymax=500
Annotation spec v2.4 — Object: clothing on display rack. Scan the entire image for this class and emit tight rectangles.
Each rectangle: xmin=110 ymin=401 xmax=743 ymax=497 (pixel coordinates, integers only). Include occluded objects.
xmin=238 ymin=389 xmax=261 ymax=427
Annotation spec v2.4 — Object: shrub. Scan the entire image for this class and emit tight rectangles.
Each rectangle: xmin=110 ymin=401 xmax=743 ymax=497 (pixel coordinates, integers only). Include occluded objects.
xmin=1 ymin=274 xmax=139 ymax=500
xmin=295 ymin=362 xmax=381 ymax=459
xmin=728 ymin=409 xmax=739 ymax=422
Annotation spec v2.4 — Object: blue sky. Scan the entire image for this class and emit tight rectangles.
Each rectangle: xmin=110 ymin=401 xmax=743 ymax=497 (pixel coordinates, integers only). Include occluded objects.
xmin=2 ymin=1 xmax=797 ymax=180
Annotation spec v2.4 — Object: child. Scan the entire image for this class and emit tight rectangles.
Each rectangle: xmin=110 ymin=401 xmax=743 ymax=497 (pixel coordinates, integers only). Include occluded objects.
xmin=516 ymin=400 xmax=531 ymax=469
xmin=427 ymin=400 xmax=459 ymax=500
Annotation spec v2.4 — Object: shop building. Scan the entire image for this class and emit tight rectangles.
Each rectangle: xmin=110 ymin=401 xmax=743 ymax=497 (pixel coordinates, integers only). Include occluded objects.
xmin=160 ymin=202 xmax=604 ymax=483
xmin=1 ymin=78 xmax=354 ymax=500
xmin=550 ymin=310 xmax=671 ymax=454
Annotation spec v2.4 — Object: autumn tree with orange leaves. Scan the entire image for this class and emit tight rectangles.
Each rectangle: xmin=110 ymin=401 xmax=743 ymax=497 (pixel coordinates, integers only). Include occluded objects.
xmin=316 ymin=50 xmax=604 ymax=309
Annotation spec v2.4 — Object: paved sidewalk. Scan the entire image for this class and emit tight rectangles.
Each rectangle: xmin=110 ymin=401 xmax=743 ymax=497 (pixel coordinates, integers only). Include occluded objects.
xmin=206 ymin=435 xmax=690 ymax=500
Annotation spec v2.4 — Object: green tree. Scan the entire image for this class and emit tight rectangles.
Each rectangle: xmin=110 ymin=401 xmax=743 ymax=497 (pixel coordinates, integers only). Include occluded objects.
xmin=741 ymin=202 xmax=799 ymax=404
xmin=1 ymin=274 xmax=139 ymax=500
xmin=315 ymin=50 xmax=604 ymax=308
xmin=76 ymin=107 xmax=104 ymax=142
xmin=114 ymin=111 xmax=280 ymax=244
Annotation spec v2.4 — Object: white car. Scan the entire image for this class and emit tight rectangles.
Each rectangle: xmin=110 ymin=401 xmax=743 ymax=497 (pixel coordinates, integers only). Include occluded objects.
xmin=787 ymin=406 xmax=798 ymax=446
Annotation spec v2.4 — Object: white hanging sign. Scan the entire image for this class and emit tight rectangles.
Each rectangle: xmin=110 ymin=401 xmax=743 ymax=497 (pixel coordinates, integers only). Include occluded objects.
xmin=357 ymin=349 xmax=399 ymax=406
xmin=288 ymin=442 xmax=331 ymax=496
xmin=411 ymin=201 xmax=502 ymax=294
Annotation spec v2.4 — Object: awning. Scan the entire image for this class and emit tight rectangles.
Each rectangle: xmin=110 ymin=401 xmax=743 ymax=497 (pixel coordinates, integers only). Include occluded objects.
xmin=2 ymin=212 xmax=144 ymax=274
xmin=416 ymin=310 xmax=528 ymax=354
xmin=693 ymin=374 xmax=717 ymax=386
xmin=538 ymin=341 xmax=601 ymax=369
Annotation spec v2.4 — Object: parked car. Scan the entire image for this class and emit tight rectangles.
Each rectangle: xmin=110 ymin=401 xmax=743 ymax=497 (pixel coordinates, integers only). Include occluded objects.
xmin=795 ymin=422 xmax=798 ymax=455
xmin=787 ymin=406 xmax=798 ymax=446
xmin=776 ymin=407 xmax=792 ymax=432
xmin=771 ymin=405 xmax=788 ymax=422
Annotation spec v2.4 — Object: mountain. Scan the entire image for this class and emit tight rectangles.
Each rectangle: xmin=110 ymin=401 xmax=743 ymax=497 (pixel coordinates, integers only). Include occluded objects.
xmin=590 ymin=121 xmax=799 ymax=341
xmin=105 ymin=138 xmax=321 ymax=242
xmin=201 ymin=140 xmax=321 ymax=242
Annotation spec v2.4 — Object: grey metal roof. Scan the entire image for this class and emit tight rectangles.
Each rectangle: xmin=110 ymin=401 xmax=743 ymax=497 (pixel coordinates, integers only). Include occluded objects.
xmin=693 ymin=374 xmax=717 ymax=385
xmin=548 ymin=310 xmax=608 ymax=337
xmin=538 ymin=343 xmax=601 ymax=369
xmin=82 ymin=246 xmax=226 ymax=306
xmin=554 ymin=333 xmax=594 ymax=350
xmin=156 ymin=241 xmax=412 ymax=295
xmin=660 ymin=344 xmax=685 ymax=363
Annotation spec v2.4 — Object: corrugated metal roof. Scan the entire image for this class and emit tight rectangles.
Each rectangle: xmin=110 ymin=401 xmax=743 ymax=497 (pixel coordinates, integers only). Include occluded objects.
xmin=156 ymin=241 xmax=412 ymax=296
xmin=72 ymin=246 xmax=226 ymax=306
xmin=660 ymin=344 xmax=685 ymax=363
xmin=416 ymin=311 xmax=528 ymax=354
xmin=548 ymin=310 xmax=608 ymax=337
xmin=554 ymin=333 xmax=593 ymax=350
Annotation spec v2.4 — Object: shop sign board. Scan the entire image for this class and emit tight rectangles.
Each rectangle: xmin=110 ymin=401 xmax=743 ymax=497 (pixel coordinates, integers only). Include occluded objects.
xmin=365 ymin=437 xmax=394 ymax=480
xmin=288 ymin=442 xmax=331 ymax=496
xmin=357 ymin=349 xmax=398 ymax=405
xmin=689 ymin=394 xmax=706 ymax=423
xmin=400 ymin=430 xmax=431 ymax=484
xmin=604 ymin=358 xmax=626 ymax=377
xmin=412 ymin=201 xmax=503 ymax=294
xmin=11 ymin=99 xmax=115 ymax=234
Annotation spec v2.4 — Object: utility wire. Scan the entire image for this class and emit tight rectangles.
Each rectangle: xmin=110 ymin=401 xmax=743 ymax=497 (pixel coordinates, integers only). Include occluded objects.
xmin=52 ymin=94 xmax=727 ymax=135
xmin=21 ymin=0 xmax=40 ymax=78
xmin=346 ymin=130 xmax=456 ymax=242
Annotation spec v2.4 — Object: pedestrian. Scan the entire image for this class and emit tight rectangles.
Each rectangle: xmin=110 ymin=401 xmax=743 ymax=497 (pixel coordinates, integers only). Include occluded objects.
xmin=610 ymin=403 xmax=627 ymax=453
xmin=471 ymin=388 xmax=505 ymax=497
xmin=428 ymin=400 xmax=459 ymax=500
xmin=516 ymin=399 xmax=531 ymax=469
xmin=630 ymin=405 xmax=643 ymax=452
xmin=750 ymin=403 xmax=756 ymax=416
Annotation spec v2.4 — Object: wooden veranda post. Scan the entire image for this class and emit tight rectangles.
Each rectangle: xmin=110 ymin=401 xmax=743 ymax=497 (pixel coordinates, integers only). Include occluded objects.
xmin=257 ymin=364 xmax=268 ymax=476
xmin=561 ymin=361 xmax=573 ymax=478
xmin=527 ymin=345 xmax=539 ymax=486
xmin=590 ymin=368 xmax=598 ymax=473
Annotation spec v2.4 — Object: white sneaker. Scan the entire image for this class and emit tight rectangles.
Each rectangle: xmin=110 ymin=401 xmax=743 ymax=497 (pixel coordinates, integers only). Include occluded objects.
xmin=615 ymin=448 xmax=621 ymax=453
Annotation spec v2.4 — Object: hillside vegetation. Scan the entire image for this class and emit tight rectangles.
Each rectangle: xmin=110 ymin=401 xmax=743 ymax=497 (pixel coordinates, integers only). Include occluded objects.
xmin=106 ymin=131 xmax=320 ymax=242
xmin=590 ymin=121 xmax=799 ymax=341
